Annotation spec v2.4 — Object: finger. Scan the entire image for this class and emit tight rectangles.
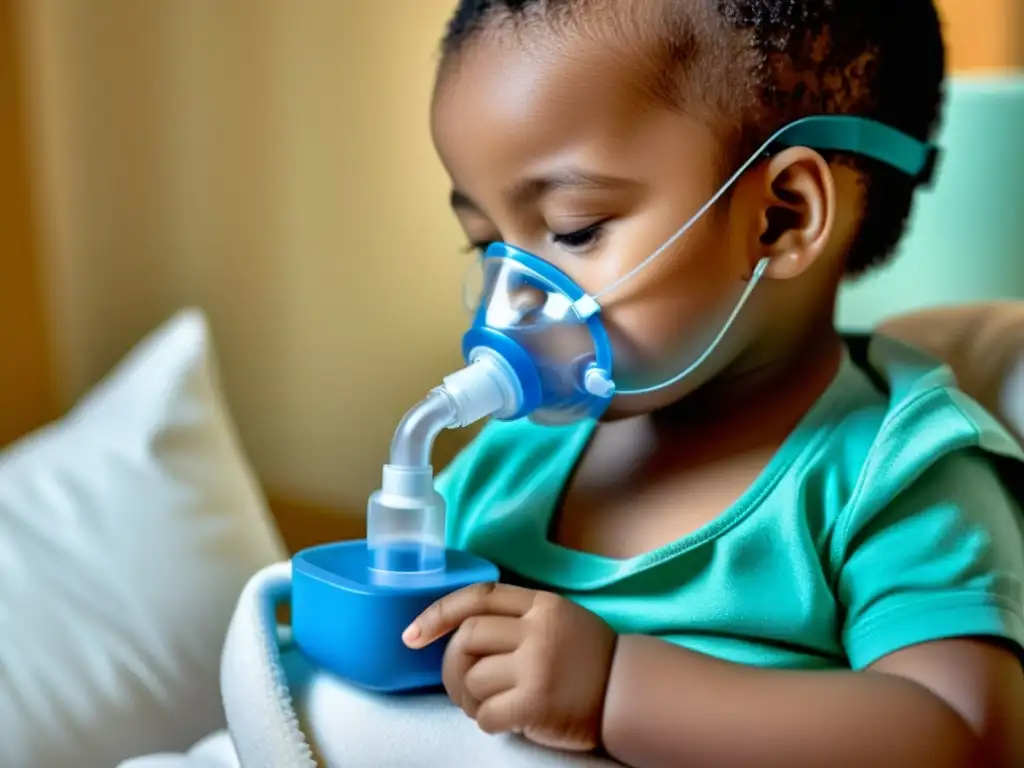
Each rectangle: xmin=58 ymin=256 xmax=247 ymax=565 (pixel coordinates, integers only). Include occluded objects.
xmin=474 ymin=689 xmax=536 ymax=736
xmin=438 ymin=616 xmax=520 ymax=717
xmin=448 ymin=615 xmax=524 ymax=658
xmin=404 ymin=582 xmax=536 ymax=648
xmin=441 ymin=633 xmax=478 ymax=718
xmin=463 ymin=653 xmax=518 ymax=704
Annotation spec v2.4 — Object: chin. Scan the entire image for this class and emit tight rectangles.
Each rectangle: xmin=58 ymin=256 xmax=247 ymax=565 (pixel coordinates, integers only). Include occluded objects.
xmin=599 ymin=379 xmax=709 ymax=421
xmin=597 ymin=350 xmax=748 ymax=421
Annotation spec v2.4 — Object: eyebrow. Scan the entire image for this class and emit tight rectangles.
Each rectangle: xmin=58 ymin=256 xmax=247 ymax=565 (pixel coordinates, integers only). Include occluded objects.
xmin=508 ymin=170 xmax=636 ymax=205
xmin=448 ymin=169 xmax=637 ymax=213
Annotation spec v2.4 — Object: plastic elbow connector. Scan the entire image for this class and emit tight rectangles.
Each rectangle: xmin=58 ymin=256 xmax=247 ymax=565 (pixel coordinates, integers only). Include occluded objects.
xmin=366 ymin=350 xmax=521 ymax=576
xmin=438 ymin=349 xmax=521 ymax=427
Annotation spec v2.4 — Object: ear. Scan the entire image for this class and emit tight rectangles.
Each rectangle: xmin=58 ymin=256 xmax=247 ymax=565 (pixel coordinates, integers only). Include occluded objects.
xmin=755 ymin=147 xmax=836 ymax=280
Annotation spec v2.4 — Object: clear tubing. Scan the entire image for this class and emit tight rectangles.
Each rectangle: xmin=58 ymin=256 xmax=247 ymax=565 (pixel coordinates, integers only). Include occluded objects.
xmin=563 ymin=127 xmax=784 ymax=399
xmin=614 ymin=257 xmax=770 ymax=396
xmin=588 ymin=122 xmax=800 ymax=305
xmin=388 ymin=388 xmax=458 ymax=468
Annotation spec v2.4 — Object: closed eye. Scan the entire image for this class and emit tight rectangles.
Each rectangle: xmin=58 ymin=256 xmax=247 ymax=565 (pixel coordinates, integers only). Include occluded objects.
xmin=552 ymin=221 xmax=606 ymax=251
xmin=462 ymin=240 xmax=495 ymax=256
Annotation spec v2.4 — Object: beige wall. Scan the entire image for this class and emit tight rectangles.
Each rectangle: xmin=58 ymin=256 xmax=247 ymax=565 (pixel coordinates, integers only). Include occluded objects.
xmin=15 ymin=0 xmax=470 ymax=509
xmin=0 ymin=0 xmax=54 ymax=446
xmin=9 ymin=0 xmax=1023 ymax=514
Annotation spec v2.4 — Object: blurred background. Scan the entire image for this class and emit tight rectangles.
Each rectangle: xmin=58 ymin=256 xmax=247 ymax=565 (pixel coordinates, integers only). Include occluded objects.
xmin=2 ymin=0 xmax=1023 ymax=528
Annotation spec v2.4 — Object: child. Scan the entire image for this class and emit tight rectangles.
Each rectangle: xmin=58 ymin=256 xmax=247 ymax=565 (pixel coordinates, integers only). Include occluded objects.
xmin=402 ymin=1 xmax=1024 ymax=766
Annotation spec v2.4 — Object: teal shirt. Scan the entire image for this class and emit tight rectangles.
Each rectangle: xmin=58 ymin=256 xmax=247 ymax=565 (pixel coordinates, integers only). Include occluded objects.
xmin=437 ymin=337 xmax=1024 ymax=670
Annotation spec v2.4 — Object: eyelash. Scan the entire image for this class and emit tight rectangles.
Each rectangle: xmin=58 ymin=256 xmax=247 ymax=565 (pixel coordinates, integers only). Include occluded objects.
xmin=463 ymin=241 xmax=492 ymax=256
xmin=461 ymin=221 xmax=607 ymax=256
xmin=552 ymin=221 xmax=606 ymax=251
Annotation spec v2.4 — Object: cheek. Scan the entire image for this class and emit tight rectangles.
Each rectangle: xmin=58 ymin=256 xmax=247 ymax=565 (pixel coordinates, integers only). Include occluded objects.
xmin=600 ymin=220 xmax=745 ymax=368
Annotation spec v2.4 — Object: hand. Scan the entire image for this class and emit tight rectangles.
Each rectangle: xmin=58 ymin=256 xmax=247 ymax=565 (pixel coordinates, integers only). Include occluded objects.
xmin=403 ymin=582 xmax=618 ymax=752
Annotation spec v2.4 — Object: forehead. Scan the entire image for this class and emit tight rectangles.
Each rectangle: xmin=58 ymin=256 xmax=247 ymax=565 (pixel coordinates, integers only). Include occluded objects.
xmin=431 ymin=28 xmax=719 ymax=199
xmin=434 ymin=28 xmax=653 ymax=138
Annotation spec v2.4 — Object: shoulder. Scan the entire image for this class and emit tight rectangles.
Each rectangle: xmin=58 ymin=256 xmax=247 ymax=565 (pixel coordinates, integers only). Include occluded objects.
xmin=825 ymin=339 xmax=1024 ymax=668
xmin=436 ymin=418 xmax=590 ymax=495
xmin=823 ymin=334 xmax=1024 ymax=574
xmin=787 ymin=335 xmax=1023 ymax=557
xmin=842 ymin=334 xmax=1023 ymax=516
xmin=435 ymin=418 xmax=591 ymax=545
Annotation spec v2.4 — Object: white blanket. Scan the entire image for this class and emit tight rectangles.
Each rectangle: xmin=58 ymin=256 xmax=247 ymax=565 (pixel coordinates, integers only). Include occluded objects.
xmin=123 ymin=645 xmax=619 ymax=767
xmin=121 ymin=563 xmax=621 ymax=768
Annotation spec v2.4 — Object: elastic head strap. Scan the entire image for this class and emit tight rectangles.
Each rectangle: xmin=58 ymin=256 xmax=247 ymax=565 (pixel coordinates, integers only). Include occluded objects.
xmin=771 ymin=115 xmax=941 ymax=187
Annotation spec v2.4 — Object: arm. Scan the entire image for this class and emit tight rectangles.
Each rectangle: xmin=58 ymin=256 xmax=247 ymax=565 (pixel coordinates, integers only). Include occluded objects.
xmin=602 ymin=635 xmax=1023 ymax=768
xmin=603 ymin=450 xmax=1024 ymax=768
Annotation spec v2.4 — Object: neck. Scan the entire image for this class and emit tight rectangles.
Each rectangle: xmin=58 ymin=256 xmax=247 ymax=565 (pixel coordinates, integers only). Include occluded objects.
xmin=650 ymin=324 xmax=844 ymax=440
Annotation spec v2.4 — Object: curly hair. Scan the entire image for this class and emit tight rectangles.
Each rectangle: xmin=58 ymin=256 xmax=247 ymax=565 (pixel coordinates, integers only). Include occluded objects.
xmin=439 ymin=0 xmax=946 ymax=276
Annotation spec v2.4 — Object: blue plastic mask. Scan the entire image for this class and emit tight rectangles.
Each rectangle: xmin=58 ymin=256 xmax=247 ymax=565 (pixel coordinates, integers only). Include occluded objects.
xmin=460 ymin=115 xmax=939 ymax=425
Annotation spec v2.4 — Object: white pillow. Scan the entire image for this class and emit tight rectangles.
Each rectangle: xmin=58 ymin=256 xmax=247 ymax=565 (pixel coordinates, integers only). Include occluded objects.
xmin=0 ymin=308 xmax=287 ymax=768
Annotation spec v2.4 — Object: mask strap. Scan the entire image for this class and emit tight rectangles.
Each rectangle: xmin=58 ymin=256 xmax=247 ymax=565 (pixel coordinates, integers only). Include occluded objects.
xmin=571 ymin=115 xmax=936 ymax=318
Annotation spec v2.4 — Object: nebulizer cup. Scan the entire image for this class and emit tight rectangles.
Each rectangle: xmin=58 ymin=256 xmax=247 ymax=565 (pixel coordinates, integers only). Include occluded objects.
xmin=366 ymin=465 xmax=446 ymax=575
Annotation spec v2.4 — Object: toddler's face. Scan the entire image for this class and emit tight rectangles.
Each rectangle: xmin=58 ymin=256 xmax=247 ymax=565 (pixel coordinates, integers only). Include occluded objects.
xmin=431 ymin=31 xmax=768 ymax=415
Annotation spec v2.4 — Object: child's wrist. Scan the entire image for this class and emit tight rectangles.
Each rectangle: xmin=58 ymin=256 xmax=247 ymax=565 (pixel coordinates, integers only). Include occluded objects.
xmin=600 ymin=634 xmax=663 ymax=756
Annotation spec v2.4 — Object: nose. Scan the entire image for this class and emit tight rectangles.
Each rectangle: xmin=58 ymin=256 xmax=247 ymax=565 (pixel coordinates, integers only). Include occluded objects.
xmin=508 ymin=283 xmax=547 ymax=318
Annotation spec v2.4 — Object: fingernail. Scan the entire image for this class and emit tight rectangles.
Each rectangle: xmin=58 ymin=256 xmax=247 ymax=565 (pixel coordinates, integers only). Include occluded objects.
xmin=402 ymin=623 xmax=420 ymax=646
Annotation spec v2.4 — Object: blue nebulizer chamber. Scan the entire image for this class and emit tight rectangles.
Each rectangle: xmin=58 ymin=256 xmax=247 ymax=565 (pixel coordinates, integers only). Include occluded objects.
xmin=291 ymin=541 xmax=498 ymax=693
xmin=290 ymin=470 xmax=499 ymax=693
xmin=290 ymin=360 xmax=515 ymax=693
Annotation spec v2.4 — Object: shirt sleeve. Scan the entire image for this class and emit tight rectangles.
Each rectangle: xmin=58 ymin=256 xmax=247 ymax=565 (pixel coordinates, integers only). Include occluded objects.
xmin=837 ymin=448 xmax=1024 ymax=670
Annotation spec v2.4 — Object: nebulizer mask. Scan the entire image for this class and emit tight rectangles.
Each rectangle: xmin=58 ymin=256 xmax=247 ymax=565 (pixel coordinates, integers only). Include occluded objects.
xmin=282 ymin=114 xmax=938 ymax=699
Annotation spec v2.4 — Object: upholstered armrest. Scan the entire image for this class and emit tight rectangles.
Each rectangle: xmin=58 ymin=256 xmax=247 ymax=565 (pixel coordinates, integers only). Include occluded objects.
xmin=879 ymin=301 xmax=1024 ymax=445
